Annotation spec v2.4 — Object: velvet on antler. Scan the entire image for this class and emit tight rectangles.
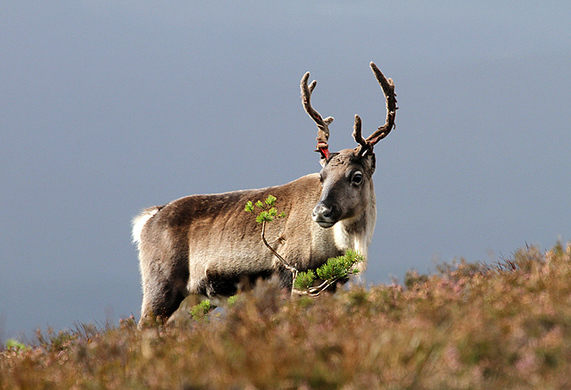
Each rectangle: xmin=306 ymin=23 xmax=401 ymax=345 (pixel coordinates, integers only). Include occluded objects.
xmin=353 ymin=62 xmax=398 ymax=157
xmin=300 ymin=72 xmax=334 ymax=159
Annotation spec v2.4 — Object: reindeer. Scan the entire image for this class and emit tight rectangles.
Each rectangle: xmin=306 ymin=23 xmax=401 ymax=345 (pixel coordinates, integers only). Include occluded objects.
xmin=132 ymin=62 xmax=397 ymax=325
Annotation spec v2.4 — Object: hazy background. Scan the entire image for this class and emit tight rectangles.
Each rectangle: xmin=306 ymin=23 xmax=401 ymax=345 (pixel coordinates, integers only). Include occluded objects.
xmin=1 ymin=1 xmax=569 ymax=340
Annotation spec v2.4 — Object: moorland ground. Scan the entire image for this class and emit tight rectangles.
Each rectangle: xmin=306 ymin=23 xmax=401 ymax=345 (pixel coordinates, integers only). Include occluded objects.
xmin=1 ymin=243 xmax=569 ymax=389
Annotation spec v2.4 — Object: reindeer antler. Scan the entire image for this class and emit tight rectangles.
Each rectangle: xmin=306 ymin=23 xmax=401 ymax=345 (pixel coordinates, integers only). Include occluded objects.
xmin=301 ymin=72 xmax=334 ymax=159
xmin=352 ymin=114 xmax=368 ymax=153
xmin=354 ymin=62 xmax=398 ymax=157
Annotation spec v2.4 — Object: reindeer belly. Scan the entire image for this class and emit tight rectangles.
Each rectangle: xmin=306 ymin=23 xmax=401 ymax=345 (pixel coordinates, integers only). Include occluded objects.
xmin=200 ymin=268 xmax=275 ymax=296
xmin=185 ymin=227 xmax=280 ymax=296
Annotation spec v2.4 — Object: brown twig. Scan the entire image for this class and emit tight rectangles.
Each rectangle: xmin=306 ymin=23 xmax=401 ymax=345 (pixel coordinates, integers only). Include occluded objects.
xmin=260 ymin=221 xmax=298 ymax=295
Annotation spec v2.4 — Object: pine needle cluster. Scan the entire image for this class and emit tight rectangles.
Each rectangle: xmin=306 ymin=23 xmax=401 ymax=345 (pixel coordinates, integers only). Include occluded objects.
xmin=294 ymin=250 xmax=363 ymax=291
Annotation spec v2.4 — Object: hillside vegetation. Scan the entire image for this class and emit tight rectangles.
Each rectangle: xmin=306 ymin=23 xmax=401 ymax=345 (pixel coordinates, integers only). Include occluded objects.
xmin=1 ymin=243 xmax=569 ymax=389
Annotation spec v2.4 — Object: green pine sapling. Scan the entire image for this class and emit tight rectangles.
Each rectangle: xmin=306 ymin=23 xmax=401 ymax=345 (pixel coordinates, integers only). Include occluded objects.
xmin=245 ymin=195 xmax=363 ymax=296
xmin=245 ymin=195 xmax=296 ymax=290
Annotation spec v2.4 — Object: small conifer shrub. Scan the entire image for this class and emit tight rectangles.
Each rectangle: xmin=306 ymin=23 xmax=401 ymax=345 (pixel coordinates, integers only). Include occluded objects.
xmin=246 ymin=196 xmax=363 ymax=296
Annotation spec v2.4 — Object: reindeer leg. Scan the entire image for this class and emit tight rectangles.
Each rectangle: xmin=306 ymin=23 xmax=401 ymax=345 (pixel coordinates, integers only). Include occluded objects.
xmin=138 ymin=252 xmax=189 ymax=327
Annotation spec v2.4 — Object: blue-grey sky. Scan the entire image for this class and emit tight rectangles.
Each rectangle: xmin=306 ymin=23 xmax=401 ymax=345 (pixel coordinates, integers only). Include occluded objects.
xmin=1 ymin=1 xmax=569 ymax=340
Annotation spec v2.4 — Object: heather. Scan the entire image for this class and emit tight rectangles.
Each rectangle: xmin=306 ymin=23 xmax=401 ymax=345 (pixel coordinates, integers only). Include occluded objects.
xmin=1 ymin=243 xmax=569 ymax=389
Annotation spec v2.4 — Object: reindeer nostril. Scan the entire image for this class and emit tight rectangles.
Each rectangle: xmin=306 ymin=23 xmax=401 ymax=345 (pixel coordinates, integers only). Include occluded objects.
xmin=312 ymin=202 xmax=338 ymax=228
xmin=313 ymin=203 xmax=333 ymax=219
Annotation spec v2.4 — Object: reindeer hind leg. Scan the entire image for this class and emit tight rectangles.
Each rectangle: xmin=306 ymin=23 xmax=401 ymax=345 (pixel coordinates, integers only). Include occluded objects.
xmin=138 ymin=253 xmax=189 ymax=327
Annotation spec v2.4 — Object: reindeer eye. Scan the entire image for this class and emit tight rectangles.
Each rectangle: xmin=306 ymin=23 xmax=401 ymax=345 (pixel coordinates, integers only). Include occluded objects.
xmin=351 ymin=171 xmax=363 ymax=185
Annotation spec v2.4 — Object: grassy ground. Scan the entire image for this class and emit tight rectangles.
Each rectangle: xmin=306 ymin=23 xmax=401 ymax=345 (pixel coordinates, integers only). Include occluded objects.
xmin=1 ymin=243 xmax=569 ymax=389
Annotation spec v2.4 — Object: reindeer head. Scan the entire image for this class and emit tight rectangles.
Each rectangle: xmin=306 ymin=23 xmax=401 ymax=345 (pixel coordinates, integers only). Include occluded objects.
xmin=301 ymin=62 xmax=397 ymax=228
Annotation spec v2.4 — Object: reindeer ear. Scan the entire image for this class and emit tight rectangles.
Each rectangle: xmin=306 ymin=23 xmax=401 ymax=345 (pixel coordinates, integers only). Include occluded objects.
xmin=319 ymin=157 xmax=327 ymax=168
xmin=365 ymin=152 xmax=376 ymax=173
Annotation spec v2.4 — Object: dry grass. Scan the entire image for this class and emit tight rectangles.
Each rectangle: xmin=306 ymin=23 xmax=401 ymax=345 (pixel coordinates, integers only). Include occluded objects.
xmin=1 ymin=243 xmax=570 ymax=389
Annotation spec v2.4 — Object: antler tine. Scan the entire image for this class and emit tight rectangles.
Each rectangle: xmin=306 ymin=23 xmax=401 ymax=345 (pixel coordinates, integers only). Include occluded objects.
xmin=301 ymin=72 xmax=334 ymax=158
xmin=352 ymin=115 xmax=371 ymax=156
xmin=364 ymin=62 xmax=398 ymax=147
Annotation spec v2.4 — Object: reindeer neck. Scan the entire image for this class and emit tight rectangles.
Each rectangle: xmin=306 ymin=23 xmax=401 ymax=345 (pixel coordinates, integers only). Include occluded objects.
xmin=333 ymin=187 xmax=376 ymax=260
